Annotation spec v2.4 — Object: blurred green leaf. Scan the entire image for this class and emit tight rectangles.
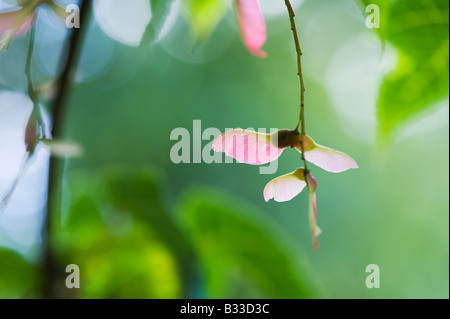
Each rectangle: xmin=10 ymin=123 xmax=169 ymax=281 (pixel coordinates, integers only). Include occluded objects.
xmin=358 ymin=0 xmax=391 ymax=41
xmin=79 ymin=229 xmax=181 ymax=299
xmin=55 ymin=167 xmax=193 ymax=298
xmin=376 ymin=0 xmax=449 ymax=141
xmin=183 ymin=0 xmax=227 ymax=41
xmin=102 ymin=168 xmax=196 ymax=292
xmin=0 ymin=247 xmax=38 ymax=298
xmin=103 ymin=168 xmax=193 ymax=258
xmin=141 ymin=0 xmax=174 ymax=45
xmin=178 ymin=187 xmax=322 ymax=299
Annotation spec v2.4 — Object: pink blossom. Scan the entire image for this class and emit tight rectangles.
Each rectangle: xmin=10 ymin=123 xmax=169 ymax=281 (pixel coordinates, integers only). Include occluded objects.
xmin=0 ymin=1 xmax=68 ymax=51
xmin=234 ymin=0 xmax=267 ymax=58
xmin=0 ymin=9 xmax=32 ymax=38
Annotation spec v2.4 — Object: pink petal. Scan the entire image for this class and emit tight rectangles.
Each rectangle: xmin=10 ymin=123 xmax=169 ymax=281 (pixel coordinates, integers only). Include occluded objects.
xmin=306 ymin=173 xmax=321 ymax=252
xmin=263 ymin=168 xmax=306 ymax=202
xmin=212 ymin=129 xmax=285 ymax=165
xmin=0 ymin=10 xmax=32 ymax=37
xmin=235 ymin=0 xmax=267 ymax=58
xmin=308 ymin=192 xmax=321 ymax=252
xmin=297 ymin=135 xmax=359 ymax=173
xmin=307 ymin=171 xmax=318 ymax=192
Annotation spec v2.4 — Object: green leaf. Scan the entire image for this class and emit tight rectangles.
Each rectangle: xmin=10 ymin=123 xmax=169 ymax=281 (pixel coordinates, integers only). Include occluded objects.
xmin=55 ymin=167 xmax=193 ymax=298
xmin=78 ymin=232 xmax=182 ymax=299
xmin=102 ymin=168 xmax=195 ymax=265
xmin=358 ymin=0 xmax=391 ymax=41
xmin=178 ymin=187 xmax=322 ymax=299
xmin=183 ymin=0 xmax=227 ymax=41
xmin=0 ymin=248 xmax=38 ymax=298
xmin=141 ymin=0 xmax=174 ymax=45
xmin=376 ymin=0 xmax=449 ymax=141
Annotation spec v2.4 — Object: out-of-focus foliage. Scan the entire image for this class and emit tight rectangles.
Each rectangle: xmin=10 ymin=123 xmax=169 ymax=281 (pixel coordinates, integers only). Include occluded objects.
xmin=0 ymin=247 xmax=38 ymax=298
xmin=53 ymin=168 xmax=320 ymax=298
xmin=359 ymin=0 xmax=390 ymax=40
xmin=141 ymin=0 xmax=174 ymax=45
xmin=179 ymin=188 xmax=321 ymax=298
xmin=0 ymin=0 xmax=448 ymax=300
xmin=183 ymin=0 xmax=227 ymax=41
xmin=373 ymin=0 xmax=449 ymax=140
xmin=54 ymin=169 xmax=185 ymax=298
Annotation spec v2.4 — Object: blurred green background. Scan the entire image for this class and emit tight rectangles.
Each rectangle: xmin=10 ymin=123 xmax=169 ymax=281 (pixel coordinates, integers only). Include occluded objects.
xmin=0 ymin=0 xmax=448 ymax=299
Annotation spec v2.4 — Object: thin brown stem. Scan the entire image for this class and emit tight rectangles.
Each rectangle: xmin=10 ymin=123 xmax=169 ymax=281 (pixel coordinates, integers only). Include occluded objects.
xmin=284 ymin=0 xmax=309 ymax=173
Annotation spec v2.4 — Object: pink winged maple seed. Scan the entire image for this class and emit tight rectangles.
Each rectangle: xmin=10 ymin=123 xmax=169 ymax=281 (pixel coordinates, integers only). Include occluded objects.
xmin=264 ymin=168 xmax=307 ymax=202
xmin=235 ymin=0 xmax=267 ymax=58
xmin=299 ymin=135 xmax=359 ymax=173
xmin=212 ymin=129 xmax=285 ymax=165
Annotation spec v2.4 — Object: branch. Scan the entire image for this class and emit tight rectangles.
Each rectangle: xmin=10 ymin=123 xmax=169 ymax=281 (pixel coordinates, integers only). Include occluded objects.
xmin=43 ymin=0 xmax=92 ymax=298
